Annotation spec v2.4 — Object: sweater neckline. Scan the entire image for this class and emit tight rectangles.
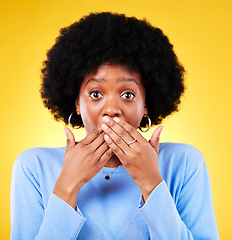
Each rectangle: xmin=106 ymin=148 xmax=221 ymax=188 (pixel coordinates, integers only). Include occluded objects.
xmin=101 ymin=165 xmax=126 ymax=174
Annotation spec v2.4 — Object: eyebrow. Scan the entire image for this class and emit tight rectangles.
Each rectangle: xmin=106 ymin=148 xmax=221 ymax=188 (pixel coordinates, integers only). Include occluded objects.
xmin=85 ymin=78 xmax=106 ymax=86
xmin=85 ymin=77 xmax=138 ymax=86
xmin=118 ymin=77 xmax=138 ymax=86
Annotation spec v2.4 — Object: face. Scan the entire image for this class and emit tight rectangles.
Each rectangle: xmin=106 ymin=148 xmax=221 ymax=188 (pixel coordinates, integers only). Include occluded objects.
xmin=76 ymin=63 xmax=147 ymax=134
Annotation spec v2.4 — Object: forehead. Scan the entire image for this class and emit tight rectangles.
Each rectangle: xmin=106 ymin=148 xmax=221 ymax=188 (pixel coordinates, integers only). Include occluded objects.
xmin=82 ymin=63 xmax=143 ymax=86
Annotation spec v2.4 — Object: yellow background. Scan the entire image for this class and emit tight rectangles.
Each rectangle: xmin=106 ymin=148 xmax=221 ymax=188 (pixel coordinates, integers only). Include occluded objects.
xmin=1 ymin=0 xmax=231 ymax=239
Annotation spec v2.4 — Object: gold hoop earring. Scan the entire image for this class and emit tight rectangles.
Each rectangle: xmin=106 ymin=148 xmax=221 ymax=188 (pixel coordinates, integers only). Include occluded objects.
xmin=68 ymin=111 xmax=83 ymax=129
xmin=138 ymin=115 xmax=151 ymax=132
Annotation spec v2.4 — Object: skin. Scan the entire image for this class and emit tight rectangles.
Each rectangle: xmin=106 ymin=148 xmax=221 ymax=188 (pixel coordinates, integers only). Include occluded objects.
xmin=77 ymin=63 xmax=148 ymax=167
xmin=53 ymin=63 xmax=163 ymax=209
xmin=77 ymin=63 xmax=147 ymax=135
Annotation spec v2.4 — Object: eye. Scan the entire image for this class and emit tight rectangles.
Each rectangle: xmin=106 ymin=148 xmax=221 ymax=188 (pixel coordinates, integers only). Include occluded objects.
xmin=89 ymin=90 xmax=103 ymax=100
xmin=121 ymin=92 xmax=136 ymax=100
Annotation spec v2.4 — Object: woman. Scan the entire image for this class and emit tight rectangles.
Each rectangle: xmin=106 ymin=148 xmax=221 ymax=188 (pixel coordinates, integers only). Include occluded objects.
xmin=10 ymin=12 xmax=219 ymax=239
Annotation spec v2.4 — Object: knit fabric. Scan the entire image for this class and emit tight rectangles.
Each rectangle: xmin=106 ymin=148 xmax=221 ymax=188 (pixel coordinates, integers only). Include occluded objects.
xmin=10 ymin=142 xmax=219 ymax=239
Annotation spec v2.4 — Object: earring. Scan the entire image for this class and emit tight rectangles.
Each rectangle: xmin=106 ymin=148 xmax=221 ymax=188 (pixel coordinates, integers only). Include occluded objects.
xmin=68 ymin=111 xmax=83 ymax=129
xmin=138 ymin=115 xmax=151 ymax=132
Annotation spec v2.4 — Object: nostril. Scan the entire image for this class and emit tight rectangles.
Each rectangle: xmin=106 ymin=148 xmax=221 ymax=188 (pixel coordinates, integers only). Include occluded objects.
xmin=103 ymin=113 xmax=120 ymax=117
xmin=102 ymin=106 xmax=122 ymax=117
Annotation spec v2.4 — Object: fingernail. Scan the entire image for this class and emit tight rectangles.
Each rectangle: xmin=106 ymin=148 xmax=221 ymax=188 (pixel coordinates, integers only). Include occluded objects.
xmin=113 ymin=117 xmax=120 ymax=123
xmin=103 ymin=116 xmax=110 ymax=123
xmin=101 ymin=123 xmax=108 ymax=130
xmin=104 ymin=134 xmax=112 ymax=143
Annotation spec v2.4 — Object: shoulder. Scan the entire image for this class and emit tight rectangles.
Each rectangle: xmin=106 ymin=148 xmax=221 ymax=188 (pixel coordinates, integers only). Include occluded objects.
xmin=158 ymin=143 xmax=207 ymax=201
xmin=159 ymin=142 xmax=204 ymax=167
xmin=13 ymin=146 xmax=66 ymax=173
xmin=159 ymin=143 xmax=206 ymax=183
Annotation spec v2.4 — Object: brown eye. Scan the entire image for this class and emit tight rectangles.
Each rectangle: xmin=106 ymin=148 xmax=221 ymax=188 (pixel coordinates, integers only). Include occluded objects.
xmin=89 ymin=90 xmax=103 ymax=100
xmin=121 ymin=92 xmax=135 ymax=100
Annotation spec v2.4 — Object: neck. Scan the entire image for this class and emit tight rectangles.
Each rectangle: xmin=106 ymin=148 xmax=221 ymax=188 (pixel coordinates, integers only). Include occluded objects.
xmin=104 ymin=154 xmax=121 ymax=168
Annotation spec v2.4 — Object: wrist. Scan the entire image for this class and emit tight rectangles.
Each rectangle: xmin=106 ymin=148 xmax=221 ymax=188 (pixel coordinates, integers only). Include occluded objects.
xmin=53 ymin=174 xmax=80 ymax=210
xmin=140 ymin=176 xmax=163 ymax=202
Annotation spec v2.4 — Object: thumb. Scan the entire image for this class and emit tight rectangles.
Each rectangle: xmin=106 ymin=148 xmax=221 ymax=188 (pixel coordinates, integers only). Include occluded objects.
xmin=64 ymin=127 xmax=76 ymax=151
xmin=150 ymin=125 xmax=163 ymax=154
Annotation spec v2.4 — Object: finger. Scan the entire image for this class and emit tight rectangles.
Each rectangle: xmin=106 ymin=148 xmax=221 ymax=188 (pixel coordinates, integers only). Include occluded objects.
xmin=103 ymin=134 xmax=126 ymax=162
xmin=150 ymin=125 xmax=163 ymax=154
xmin=101 ymin=123 xmax=130 ymax=152
xmin=81 ymin=127 xmax=103 ymax=145
xmin=102 ymin=116 xmax=134 ymax=144
xmin=95 ymin=142 xmax=113 ymax=165
xmin=113 ymin=117 xmax=144 ymax=143
xmin=64 ymin=127 xmax=76 ymax=151
xmin=94 ymin=141 xmax=109 ymax=156
xmin=98 ymin=148 xmax=113 ymax=167
xmin=85 ymin=132 xmax=106 ymax=152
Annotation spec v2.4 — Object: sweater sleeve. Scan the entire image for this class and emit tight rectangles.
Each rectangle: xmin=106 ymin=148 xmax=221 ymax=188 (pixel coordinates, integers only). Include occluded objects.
xmin=10 ymin=151 xmax=86 ymax=240
xmin=138 ymin=146 xmax=219 ymax=240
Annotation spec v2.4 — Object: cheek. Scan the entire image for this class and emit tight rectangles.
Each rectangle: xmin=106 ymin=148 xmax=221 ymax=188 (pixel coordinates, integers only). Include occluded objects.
xmin=79 ymin=99 xmax=99 ymax=129
xmin=124 ymin=101 xmax=145 ymax=128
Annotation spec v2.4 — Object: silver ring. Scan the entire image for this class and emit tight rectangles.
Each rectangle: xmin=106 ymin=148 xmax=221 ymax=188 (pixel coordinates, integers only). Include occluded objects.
xmin=128 ymin=139 xmax=137 ymax=145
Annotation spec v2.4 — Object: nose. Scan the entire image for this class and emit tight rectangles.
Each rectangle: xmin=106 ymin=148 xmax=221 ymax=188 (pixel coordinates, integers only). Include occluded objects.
xmin=102 ymin=97 xmax=122 ymax=118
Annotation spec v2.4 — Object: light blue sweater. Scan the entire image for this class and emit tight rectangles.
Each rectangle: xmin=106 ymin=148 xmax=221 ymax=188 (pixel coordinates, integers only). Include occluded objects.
xmin=10 ymin=142 xmax=219 ymax=239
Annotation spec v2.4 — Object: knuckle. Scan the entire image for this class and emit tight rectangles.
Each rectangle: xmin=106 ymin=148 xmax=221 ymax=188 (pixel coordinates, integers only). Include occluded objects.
xmin=130 ymin=151 xmax=136 ymax=158
xmin=118 ymin=130 xmax=126 ymax=137
xmin=109 ymin=120 xmax=115 ymax=127
xmin=83 ymin=151 xmax=89 ymax=158
xmin=121 ymin=121 xmax=126 ymax=127
xmin=113 ymin=145 xmax=119 ymax=152
xmin=100 ymin=133 xmax=105 ymax=138
xmin=106 ymin=138 xmax=113 ymax=145
xmin=106 ymin=149 xmax=112 ymax=156
xmin=133 ymin=147 xmax=141 ymax=155
xmin=95 ymin=160 xmax=102 ymax=168
xmin=93 ymin=129 xmax=99 ymax=135
xmin=115 ymin=137 xmax=122 ymax=144
xmin=102 ymin=142 xmax=108 ymax=148
xmin=128 ymin=126 xmax=135 ymax=134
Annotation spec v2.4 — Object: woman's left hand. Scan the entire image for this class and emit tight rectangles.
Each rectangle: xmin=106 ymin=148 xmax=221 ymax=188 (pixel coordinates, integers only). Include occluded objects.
xmin=101 ymin=116 xmax=163 ymax=202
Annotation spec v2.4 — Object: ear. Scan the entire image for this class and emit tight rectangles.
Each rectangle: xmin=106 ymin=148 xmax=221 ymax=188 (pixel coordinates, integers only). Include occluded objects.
xmin=75 ymin=100 xmax=80 ymax=114
xmin=143 ymin=105 xmax=148 ymax=116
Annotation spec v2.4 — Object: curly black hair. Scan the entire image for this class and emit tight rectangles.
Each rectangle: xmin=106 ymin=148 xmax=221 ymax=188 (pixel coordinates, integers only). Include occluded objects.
xmin=40 ymin=12 xmax=185 ymax=128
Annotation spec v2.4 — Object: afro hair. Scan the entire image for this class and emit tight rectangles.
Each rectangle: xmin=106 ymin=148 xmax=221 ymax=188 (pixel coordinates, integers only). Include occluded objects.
xmin=40 ymin=12 xmax=185 ymax=128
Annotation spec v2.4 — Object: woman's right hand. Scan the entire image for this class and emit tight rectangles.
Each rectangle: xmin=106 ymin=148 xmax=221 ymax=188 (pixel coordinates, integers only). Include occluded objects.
xmin=53 ymin=127 xmax=112 ymax=209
